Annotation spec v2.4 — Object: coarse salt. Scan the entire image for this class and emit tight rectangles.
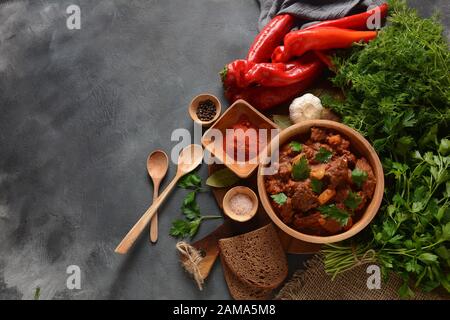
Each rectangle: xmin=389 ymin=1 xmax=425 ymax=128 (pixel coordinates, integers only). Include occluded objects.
xmin=229 ymin=193 xmax=253 ymax=216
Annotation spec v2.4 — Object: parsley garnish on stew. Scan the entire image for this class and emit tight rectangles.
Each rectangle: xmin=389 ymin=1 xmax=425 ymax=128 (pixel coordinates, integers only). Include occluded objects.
xmin=289 ymin=141 xmax=303 ymax=152
xmin=292 ymin=157 xmax=310 ymax=181
xmin=318 ymin=204 xmax=350 ymax=226
xmin=351 ymin=169 xmax=368 ymax=188
xmin=271 ymin=192 xmax=288 ymax=205
xmin=311 ymin=178 xmax=323 ymax=194
xmin=315 ymin=147 xmax=333 ymax=163
xmin=344 ymin=191 xmax=362 ymax=210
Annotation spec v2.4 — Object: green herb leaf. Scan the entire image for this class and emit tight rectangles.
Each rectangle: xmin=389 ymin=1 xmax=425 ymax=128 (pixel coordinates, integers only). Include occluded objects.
xmin=289 ymin=141 xmax=303 ymax=152
xmin=351 ymin=168 xmax=368 ymax=188
xmin=435 ymin=246 xmax=450 ymax=260
xmin=419 ymin=125 xmax=438 ymax=149
xmin=170 ymin=219 xmax=202 ymax=239
xmin=271 ymin=193 xmax=288 ymax=205
xmin=183 ymin=190 xmax=196 ymax=206
xmin=344 ymin=191 xmax=362 ymax=210
xmin=401 ymin=111 xmax=417 ymax=128
xmin=273 ymin=115 xmax=292 ymax=129
xmin=318 ymin=204 xmax=350 ymax=226
xmin=292 ymin=157 xmax=310 ymax=181
xmin=421 ymin=280 xmax=441 ymax=293
xmin=170 ymin=219 xmax=190 ymax=237
xmin=34 ymin=287 xmax=40 ymax=300
xmin=398 ymin=281 xmax=415 ymax=299
xmin=178 ymin=172 xmax=202 ymax=189
xmin=315 ymin=147 xmax=333 ymax=163
xmin=206 ymin=168 xmax=240 ymax=188
xmin=171 ymin=172 xmax=223 ymax=240
xmin=188 ymin=219 xmax=201 ymax=238
xmin=311 ymin=179 xmax=323 ymax=194
xmin=418 ymin=253 xmax=438 ymax=265
xmin=439 ymin=139 xmax=450 ymax=155
xmin=181 ymin=191 xmax=200 ymax=220
xmin=441 ymin=222 xmax=450 ymax=241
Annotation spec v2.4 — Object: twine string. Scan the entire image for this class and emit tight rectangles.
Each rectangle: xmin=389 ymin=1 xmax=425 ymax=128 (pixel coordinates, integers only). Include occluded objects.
xmin=341 ymin=245 xmax=377 ymax=273
xmin=176 ymin=241 xmax=205 ymax=290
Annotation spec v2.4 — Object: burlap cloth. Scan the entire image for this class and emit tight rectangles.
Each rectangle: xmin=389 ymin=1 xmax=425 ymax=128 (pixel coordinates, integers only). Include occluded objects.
xmin=276 ymin=256 xmax=448 ymax=300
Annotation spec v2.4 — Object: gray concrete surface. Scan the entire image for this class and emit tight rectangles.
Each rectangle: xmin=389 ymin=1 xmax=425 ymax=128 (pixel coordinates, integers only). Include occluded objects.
xmin=0 ymin=0 xmax=448 ymax=300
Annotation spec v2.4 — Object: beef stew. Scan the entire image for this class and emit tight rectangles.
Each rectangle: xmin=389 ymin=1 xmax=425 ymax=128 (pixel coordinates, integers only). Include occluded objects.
xmin=265 ymin=127 xmax=376 ymax=236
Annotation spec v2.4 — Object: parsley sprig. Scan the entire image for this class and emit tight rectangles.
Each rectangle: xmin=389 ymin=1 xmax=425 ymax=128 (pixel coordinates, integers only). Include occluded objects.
xmin=319 ymin=204 xmax=350 ymax=227
xmin=289 ymin=141 xmax=303 ymax=152
xmin=311 ymin=179 xmax=323 ymax=194
xmin=344 ymin=191 xmax=362 ymax=210
xmin=292 ymin=157 xmax=310 ymax=181
xmin=351 ymin=168 xmax=368 ymax=188
xmin=271 ymin=192 xmax=288 ymax=205
xmin=170 ymin=172 xmax=221 ymax=239
xmin=315 ymin=147 xmax=333 ymax=163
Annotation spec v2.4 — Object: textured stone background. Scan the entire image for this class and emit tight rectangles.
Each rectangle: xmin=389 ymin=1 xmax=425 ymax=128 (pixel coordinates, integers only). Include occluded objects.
xmin=0 ymin=0 xmax=448 ymax=299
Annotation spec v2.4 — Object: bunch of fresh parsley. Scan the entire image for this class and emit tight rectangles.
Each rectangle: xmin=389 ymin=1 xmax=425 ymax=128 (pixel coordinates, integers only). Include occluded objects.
xmin=324 ymin=141 xmax=450 ymax=296
xmin=322 ymin=0 xmax=450 ymax=297
xmin=323 ymin=0 xmax=449 ymax=159
xmin=170 ymin=172 xmax=222 ymax=239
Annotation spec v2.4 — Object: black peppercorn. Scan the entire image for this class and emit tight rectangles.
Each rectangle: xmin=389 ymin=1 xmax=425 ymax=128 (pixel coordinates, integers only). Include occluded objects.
xmin=196 ymin=99 xmax=217 ymax=122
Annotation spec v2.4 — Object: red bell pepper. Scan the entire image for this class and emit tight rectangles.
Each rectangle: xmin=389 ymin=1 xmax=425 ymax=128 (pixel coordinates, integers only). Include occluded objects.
xmin=242 ymin=53 xmax=323 ymax=87
xmin=221 ymin=54 xmax=322 ymax=88
xmin=304 ymin=3 xmax=388 ymax=31
xmin=247 ymin=14 xmax=295 ymax=63
xmin=227 ymin=64 xmax=324 ymax=110
xmin=313 ymin=50 xmax=334 ymax=70
xmin=220 ymin=59 xmax=250 ymax=89
xmin=272 ymin=27 xmax=377 ymax=63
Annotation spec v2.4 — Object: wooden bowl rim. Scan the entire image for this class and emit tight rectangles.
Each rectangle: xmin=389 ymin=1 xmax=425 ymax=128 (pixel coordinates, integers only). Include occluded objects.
xmin=188 ymin=93 xmax=222 ymax=126
xmin=223 ymin=186 xmax=259 ymax=222
xmin=257 ymin=120 xmax=384 ymax=244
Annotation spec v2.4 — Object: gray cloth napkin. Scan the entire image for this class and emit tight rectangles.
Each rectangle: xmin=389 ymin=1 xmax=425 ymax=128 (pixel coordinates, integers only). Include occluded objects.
xmin=257 ymin=0 xmax=384 ymax=30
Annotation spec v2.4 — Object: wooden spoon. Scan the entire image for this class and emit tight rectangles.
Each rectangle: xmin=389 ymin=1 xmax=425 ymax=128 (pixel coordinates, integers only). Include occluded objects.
xmin=147 ymin=150 xmax=169 ymax=243
xmin=115 ymin=144 xmax=204 ymax=254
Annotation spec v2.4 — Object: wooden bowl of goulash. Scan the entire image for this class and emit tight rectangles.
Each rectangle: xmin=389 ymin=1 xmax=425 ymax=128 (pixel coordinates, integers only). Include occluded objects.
xmin=257 ymin=120 xmax=384 ymax=244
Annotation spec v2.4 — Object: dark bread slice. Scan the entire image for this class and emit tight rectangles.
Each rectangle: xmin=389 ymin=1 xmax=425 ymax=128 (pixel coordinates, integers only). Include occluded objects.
xmin=220 ymin=255 xmax=272 ymax=300
xmin=219 ymin=223 xmax=288 ymax=289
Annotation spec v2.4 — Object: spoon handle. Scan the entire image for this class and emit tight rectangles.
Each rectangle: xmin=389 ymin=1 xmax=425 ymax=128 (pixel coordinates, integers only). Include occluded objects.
xmin=150 ymin=181 xmax=160 ymax=243
xmin=115 ymin=175 xmax=180 ymax=254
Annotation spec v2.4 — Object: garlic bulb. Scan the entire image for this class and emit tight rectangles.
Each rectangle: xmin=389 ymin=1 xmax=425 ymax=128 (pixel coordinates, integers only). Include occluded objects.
xmin=289 ymin=93 xmax=323 ymax=124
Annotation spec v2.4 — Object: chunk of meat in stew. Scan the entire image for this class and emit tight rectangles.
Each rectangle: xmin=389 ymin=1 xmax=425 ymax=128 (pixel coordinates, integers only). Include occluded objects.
xmin=355 ymin=158 xmax=376 ymax=198
xmin=310 ymin=128 xmax=328 ymax=142
xmin=265 ymin=176 xmax=284 ymax=195
xmin=291 ymin=181 xmax=319 ymax=212
xmin=325 ymin=157 xmax=350 ymax=188
xmin=274 ymin=197 xmax=293 ymax=224
xmin=293 ymin=212 xmax=350 ymax=235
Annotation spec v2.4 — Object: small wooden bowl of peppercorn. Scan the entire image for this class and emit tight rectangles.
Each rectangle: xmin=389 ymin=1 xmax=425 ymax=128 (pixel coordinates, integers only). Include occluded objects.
xmin=189 ymin=93 xmax=221 ymax=127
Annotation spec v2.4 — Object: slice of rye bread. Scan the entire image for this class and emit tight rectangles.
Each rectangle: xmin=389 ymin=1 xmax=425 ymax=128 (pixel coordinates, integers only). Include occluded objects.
xmin=220 ymin=256 xmax=272 ymax=300
xmin=219 ymin=223 xmax=288 ymax=289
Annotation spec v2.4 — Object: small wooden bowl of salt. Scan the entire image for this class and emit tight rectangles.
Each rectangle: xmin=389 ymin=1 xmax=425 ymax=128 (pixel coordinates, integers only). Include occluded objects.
xmin=223 ymin=186 xmax=258 ymax=222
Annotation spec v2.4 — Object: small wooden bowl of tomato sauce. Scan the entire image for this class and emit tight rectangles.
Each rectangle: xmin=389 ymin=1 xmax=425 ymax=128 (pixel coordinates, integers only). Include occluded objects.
xmin=201 ymin=99 xmax=280 ymax=178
